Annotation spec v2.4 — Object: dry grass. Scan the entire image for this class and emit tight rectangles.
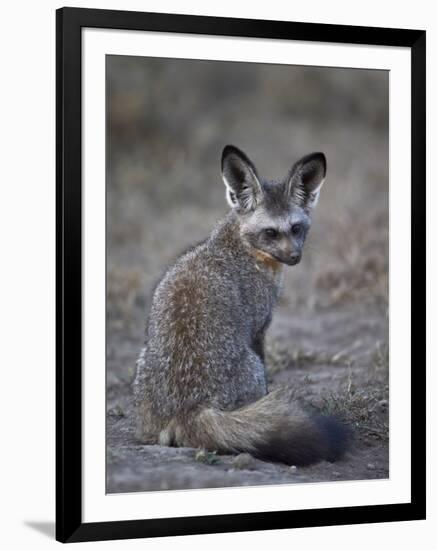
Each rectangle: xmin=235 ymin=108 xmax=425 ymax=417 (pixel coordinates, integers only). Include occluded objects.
xmin=266 ymin=336 xmax=389 ymax=443
xmin=318 ymin=343 xmax=389 ymax=442
xmin=266 ymin=340 xmax=356 ymax=375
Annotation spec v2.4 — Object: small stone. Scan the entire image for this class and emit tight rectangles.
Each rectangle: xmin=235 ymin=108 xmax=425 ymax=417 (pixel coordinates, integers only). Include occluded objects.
xmin=232 ymin=453 xmax=256 ymax=470
xmin=366 ymin=463 xmax=376 ymax=470
xmin=289 ymin=465 xmax=297 ymax=472
xmin=107 ymin=405 xmax=125 ymax=417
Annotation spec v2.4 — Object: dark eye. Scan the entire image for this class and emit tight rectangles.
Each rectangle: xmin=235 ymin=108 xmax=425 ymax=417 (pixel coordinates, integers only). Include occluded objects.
xmin=291 ymin=223 xmax=303 ymax=236
xmin=264 ymin=228 xmax=279 ymax=239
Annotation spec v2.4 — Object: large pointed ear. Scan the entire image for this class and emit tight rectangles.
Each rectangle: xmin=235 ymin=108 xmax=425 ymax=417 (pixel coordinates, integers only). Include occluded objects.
xmin=221 ymin=145 xmax=263 ymax=212
xmin=286 ymin=152 xmax=326 ymax=211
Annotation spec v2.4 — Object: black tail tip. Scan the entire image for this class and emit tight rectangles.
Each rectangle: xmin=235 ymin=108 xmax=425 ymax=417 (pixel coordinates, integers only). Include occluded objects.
xmin=314 ymin=415 xmax=352 ymax=462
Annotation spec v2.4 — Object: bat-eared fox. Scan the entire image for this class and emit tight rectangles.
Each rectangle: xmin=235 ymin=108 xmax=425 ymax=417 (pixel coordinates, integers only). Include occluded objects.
xmin=134 ymin=145 xmax=350 ymax=466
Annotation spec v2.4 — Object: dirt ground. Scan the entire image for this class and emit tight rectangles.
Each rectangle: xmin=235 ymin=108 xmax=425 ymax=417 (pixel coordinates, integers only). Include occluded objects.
xmin=106 ymin=57 xmax=389 ymax=493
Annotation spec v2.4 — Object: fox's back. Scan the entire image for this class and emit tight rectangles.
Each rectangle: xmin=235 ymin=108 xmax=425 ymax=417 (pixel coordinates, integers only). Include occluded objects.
xmin=139 ymin=217 xmax=278 ymax=417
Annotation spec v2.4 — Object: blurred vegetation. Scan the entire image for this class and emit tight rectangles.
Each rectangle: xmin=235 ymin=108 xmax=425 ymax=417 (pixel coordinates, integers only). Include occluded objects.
xmin=107 ymin=56 xmax=388 ymax=326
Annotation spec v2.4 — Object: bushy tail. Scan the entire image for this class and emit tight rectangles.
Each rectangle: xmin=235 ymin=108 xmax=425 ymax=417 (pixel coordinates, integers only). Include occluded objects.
xmin=174 ymin=388 xmax=350 ymax=466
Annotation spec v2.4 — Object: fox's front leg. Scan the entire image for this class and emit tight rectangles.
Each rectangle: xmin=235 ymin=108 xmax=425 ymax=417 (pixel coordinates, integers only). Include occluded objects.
xmin=252 ymin=314 xmax=272 ymax=363
xmin=252 ymin=330 xmax=266 ymax=363
xmin=251 ymin=329 xmax=270 ymax=392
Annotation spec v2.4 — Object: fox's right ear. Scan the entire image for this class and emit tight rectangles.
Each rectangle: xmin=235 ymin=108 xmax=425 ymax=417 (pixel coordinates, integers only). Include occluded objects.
xmin=221 ymin=145 xmax=263 ymax=212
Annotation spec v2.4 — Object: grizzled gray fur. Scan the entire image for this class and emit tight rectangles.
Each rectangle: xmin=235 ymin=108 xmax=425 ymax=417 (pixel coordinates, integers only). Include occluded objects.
xmin=133 ymin=145 xmax=349 ymax=466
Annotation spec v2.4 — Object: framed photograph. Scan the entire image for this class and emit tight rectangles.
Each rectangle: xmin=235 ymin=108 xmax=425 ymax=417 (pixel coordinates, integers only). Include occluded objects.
xmin=56 ymin=7 xmax=426 ymax=543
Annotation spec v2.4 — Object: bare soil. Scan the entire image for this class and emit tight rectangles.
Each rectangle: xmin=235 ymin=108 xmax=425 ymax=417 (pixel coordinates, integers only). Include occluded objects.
xmin=107 ymin=303 xmax=388 ymax=493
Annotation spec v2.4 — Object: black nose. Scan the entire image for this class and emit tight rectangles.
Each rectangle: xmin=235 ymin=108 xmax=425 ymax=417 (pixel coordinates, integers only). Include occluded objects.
xmin=289 ymin=253 xmax=301 ymax=265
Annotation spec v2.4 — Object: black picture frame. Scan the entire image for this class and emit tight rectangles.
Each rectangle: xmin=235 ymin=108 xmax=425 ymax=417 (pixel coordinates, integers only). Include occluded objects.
xmin=56 ymin=6 xmax=426 ymax=543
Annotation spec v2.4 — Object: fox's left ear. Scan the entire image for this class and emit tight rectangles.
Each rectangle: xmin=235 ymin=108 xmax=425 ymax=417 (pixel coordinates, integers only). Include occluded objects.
xmin=286 ymin=152 xmax=326 ymax=211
